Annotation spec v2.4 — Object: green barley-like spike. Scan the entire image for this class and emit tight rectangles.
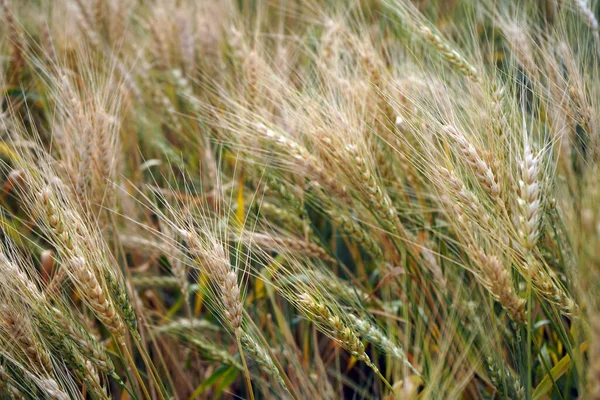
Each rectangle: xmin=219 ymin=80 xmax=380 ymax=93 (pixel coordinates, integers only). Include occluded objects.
xmin=486 ymin=357 xmax=525 ymax=400
xmin=0 ymin=364 xmax=21 ymax=400
xmin=240 ymin=333 xmax=291 ymax=396
xmin=347 ymin=314 xmax=420 ymax=376
xmin=37 ymin=315 xmax=110 ymax=398
xmin=185 ymin=336 xmax=243 ymax=369
xmin=131 ymin=276 xmax=180 ymax=289
xmin=298 ymin=293 xmax=393 ymax=390
xmin=105 ymin=270 xmax=138 ymax=332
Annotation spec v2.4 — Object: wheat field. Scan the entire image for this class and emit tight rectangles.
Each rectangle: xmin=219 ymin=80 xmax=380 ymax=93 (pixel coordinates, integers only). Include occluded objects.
xmin=0 ymin=0 xmax=598 ymax=399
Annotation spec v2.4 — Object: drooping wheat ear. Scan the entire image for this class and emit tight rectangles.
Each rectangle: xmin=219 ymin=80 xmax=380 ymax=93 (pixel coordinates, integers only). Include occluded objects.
xmin=346 ymin=142 xmax=442 ymax=280
xmin=154 ymin=87 xmax=184 ymax=132
xmin=486 ymin=357 xmax=525 ymax=400
xmin=360 ymin=43 xmax=382 ymax=89
xmin=156 ymin=319 xmax=220 ymax=334
xmin=39 ymin=187 xmax=71 ymax=250
xmin=72 ymin=0 xmax=101 ymax=49
xmin=420 ymin=26 xmax=480 ymax=82
xmin=170 ymin=255 xmax=189 ymax=296
xmin=189 ymin=336 xmax=244 ymax=369
xmin=258 ymin=124 xmax=351 ymax=204
xmin=35 ymin=376 xmax=69 ymax=400
xmin=50 ymin=306 xmax=114 ymax=373
xmin=177 ymin=12 xmax=195 ymax=76
xmin=0 ymin=253 xmax=45 ymax=303
xmin=148 ymin=13 xmax=170 ymax=70
xmin=180 ymin=230 xmax=243 ymax=332
xmin=39 ymin=19 xmax=57 ymax=63
xmin=517 ymin=142 xmax=542 ymax=250
xmin=0 ymin=364 xmax=22 ymax=399
xmin=444 ymin=125 xmax=501 ymax=201
xmin=490 ymin=85 xmax=511 ymax=141
xmin=71 ymin=257 xmax=125 ymax=346
xmin=347 ymin=314 xmax=420 ymax=375
xmin=243 ymin=233 xmax=336 ymax=263
xmin=104 ymin=271 xmax=138 ymax=333
xmin=2 ymin=250 xmax=114 ymax=374
xmin=244 ymin=51 xmax=259 ymax=110
xmin=588 ymin=313 xmax=600 ymax=399
xmin=219 ymin=270 xmax=243 ymax=331
xmin=94 ymin=0 xmax=104 ymax=32
xmin=38 ymin=187 xmax=127 ymax=342
xmin=471 ymin=249 xmax=526 ymax=324
xmin=344 ymin=144 xmax=397 ymax=224
xmin=84 ymin=360 xmax=108 ymax=399
xmin=500 ymin=22 xmax=538 ymax=79
xmin=240 ymin=332 xmax=290 ymax=394
xmin=258 ymin=202 xmax=308 ymax=234
xmin=328 ymin=212 xmax=384 ymax=261
xmin=131 ymin=275 xmax=180 ymax=289
xmin=298 ymin=293 xmax=377 ymax=371
xmin=37 ymin=316 xmax=108 ymax=397
xmin=575 ymin=0 xmax=599 ymax=33
xmin=160 ymin=328 xmax=243 ymax=370
xmin=313 ymin=272 xmax=371 ymax=304
xmin=439 ymin=167 xmax=490 ymax=229
xmin=172 ymin=69 xmax=201 ymax=113
xmin=0 ymin=0 xmax=24 ymax=83
xmin=530 ymin=261 xmax=578 ymax=317
xmin=76 ymin=123 xmax=93 ymax=204
xmin=0 ymin=306 xmax=53 ymax=373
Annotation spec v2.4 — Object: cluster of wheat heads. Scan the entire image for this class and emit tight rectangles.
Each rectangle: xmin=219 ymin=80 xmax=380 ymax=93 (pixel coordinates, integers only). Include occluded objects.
xmin=0 ymin=0 xmax=599 ymax=398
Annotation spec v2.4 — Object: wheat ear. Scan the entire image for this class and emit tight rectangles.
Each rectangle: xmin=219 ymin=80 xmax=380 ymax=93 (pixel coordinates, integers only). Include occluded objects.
xmin=517 ymin=143 xmax=542 ymax=250
xmin=444 ymin=125 xmax=501 ymax=201
xmin=347 ymin=314 xmax=420 ymax=376
xmin=420 ymin=26 xmax=480 ymax=82
xmin=240 ymin=332 xmax=291 ymax=395
xmin=471 ymin=250 xmax=526 ymax=324
xmin=298 ymin=293 xmax=393 ymax=390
